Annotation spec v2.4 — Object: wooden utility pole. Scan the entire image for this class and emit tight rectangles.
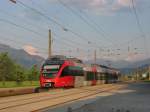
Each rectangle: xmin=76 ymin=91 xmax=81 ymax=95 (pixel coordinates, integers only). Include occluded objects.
xmin=149 ymin=66 xmax=150 ymax=80
xmin=48 ymin=29 xmax=52 ymax=58
xmin=94 ymin=50 xmax=97 ymax=64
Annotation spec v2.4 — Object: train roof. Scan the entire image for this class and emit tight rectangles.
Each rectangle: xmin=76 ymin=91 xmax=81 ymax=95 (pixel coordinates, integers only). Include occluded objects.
xmin=43 ymin=56 xmax=119 ymax=73
xmin=43 ymin=55 xmax=65 ymax=65
xmin=66 ymin=58 xmax=83 ymax=63
xmin=92 ymin=64 xmax=120 ymax=73
xmin=43 ymin=55 xmax=82 ymax=65
xmin=48 ymin=55 xmax=67 ymax=60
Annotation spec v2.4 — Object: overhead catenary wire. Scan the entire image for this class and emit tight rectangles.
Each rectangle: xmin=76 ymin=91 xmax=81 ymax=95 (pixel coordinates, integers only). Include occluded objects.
xmin=57 ymin=0 xmax=118 ymax=47
xmin=131 ymin=0 xmax=145 ymax=36
xmin=0 ymin=18 xmax=45 ymax=39
xmin=73 ymin=7 xmax=141 ymax=54
xmin=0 ymin=10 xmax=88 ymax=50
xmin=15 ymin=0 xmax=86 ymax=40
xmin=53 ymin=33 xmax=89 ymax=49
xmin=31 ymin=0 xmax=116 ymax=51
xmin=0 ymin=34 xmax=82 ymax=56
xmin=0 ymin=8 xmax=91 ymax=49
xmin=0 ymin=8 xmax=49 ymax=33
xmin=78 ymin=9 xmax=113 ymax=37
xmin=0 ymin=35 xmax=48 ymax=55
xmin=56 ymin=0 xmax=134 ymax=60
xmin=130 ymin=0 xmax=149 ymax=58
xmin=28 ymin=0 xmax=98 ymax=49
xmin=7 ymin=0 xmax=147 ymax=59
xmin=72 ymin=0 xmax=148 ymax=57
xmin=15 ymin=0 xmax=108 ymax=49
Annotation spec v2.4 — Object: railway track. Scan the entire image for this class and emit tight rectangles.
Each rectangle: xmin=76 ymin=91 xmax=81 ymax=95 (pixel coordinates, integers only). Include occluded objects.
xmin=0 ymin=84 xmax=112 ymax=105
xmin=0 ymin=84 xmax=125 ymax=112
xmin=33 ymin=85 xmax=124 ymax=112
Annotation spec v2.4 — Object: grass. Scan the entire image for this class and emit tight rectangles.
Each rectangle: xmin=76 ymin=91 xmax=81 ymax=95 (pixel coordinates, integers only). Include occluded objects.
xmin=0 ymin=81 xmax=40 ymax=88
xmin=144 ymin=80 xmax=150 ymax=82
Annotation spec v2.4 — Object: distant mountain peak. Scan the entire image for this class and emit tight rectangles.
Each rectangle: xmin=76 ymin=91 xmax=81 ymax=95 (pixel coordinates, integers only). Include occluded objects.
xmin=0 ymin=43 xmax=44 ymax=68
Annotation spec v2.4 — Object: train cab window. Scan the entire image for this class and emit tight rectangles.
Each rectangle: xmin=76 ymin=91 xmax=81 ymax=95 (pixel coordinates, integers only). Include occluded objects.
xmin=61 ymin=67 xmax=71 ymax=77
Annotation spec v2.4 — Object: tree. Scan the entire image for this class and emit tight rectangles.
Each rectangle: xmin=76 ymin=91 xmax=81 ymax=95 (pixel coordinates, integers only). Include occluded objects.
xmin=14 ymin=64 xmax=25 ymax=85
xmin=0 ymin=53 xmax=15 ymax=85
xmin=28 ymin=65 xmax=39 ymax=84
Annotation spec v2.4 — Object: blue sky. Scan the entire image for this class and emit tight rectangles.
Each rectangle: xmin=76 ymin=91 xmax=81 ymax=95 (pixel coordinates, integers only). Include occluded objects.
xmin=0 ymin=0 xmax=150 ymax=62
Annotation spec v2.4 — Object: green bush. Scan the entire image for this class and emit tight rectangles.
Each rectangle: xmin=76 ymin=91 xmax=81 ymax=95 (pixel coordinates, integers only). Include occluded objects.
xmin=0 ymin=52 xmax=40 ymax=87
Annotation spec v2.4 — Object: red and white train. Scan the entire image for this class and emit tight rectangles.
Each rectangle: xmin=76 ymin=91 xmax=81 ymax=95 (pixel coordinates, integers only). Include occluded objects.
xmin=40 ymin=55 xmax=120 ymax=88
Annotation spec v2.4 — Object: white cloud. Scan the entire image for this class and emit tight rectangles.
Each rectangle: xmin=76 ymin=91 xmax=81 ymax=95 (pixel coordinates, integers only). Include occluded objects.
xmin=50 ymin=0 xmax=135 ymax=15
xmin=23 ymin=45 xmax=38 ymax=55
xmin=117 ymin=0 xmax=131 ymax=7
xmin=125 ymin=52 xmax=145 ymax=62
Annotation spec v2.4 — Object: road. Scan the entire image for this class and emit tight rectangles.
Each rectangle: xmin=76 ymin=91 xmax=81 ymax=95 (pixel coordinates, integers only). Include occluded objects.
xmin=43 ymin=82 xmax=150 ymax=112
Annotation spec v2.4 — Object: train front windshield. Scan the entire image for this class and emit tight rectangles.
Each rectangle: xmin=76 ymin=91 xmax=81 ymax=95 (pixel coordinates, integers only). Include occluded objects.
xmin=42 ymin=65 xmax=60 ymax=78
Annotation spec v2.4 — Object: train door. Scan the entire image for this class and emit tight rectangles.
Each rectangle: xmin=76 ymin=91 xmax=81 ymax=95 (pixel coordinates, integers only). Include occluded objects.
xmin=91 ymin=66 xmax=97 ymax=85
xmin=92 ymin=73 xmax=97 ymax=85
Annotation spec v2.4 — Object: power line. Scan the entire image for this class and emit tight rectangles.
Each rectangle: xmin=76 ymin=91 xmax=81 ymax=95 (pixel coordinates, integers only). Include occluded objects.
xmin=5 ymin=0 xmax=111 ymax=59
xmin=131 ymin=0 xmax=149 ymax=57
xmin=57 ymin=0 xmax=147 ymax=58
xmin=0 ymin=34 xmax=47 ymax=51
xmin=0 ymin=8 xmax=47 ymax=32
xmin=15 ymin=0 xmax=107 ymax=49
xmin=131 ymin=0 xmax=145 ymax=36
xmin=8 ymin=0 xmax=145 ymax=59
xmin=107 ymin=35 xmax=142 ymax=49
xmin=29 ymin=0 xmax=99 ymax=49
xmin=0 ymin=34 xmax=48 ymax=55
xmin=38 ymin=0 xmax=113 ymax=49
xmin=53 ymin=33 xmax=89 ymax=49
xmin=0 ymin=13 xmax=88 ymax=50
xmin=0 ymin=18 xmax=46 ymax=38
xmin=0 ymin=34 xmax=85 ymax=56
xmin=76 ymin=9 xmax=120 ymax=47
xmin=57 ymin=0 xmax=118 ymax=47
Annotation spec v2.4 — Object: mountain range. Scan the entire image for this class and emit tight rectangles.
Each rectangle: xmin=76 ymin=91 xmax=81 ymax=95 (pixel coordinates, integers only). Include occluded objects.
xmin=0 ymin=43 xmax=149 ymax=73
xmin=84 ymin=58 xmax=150 ymax=74
xmin=0 ymin=43 xmax=44 ymax=68
xmin=85 ymin=58 xmax=150 ymax=68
